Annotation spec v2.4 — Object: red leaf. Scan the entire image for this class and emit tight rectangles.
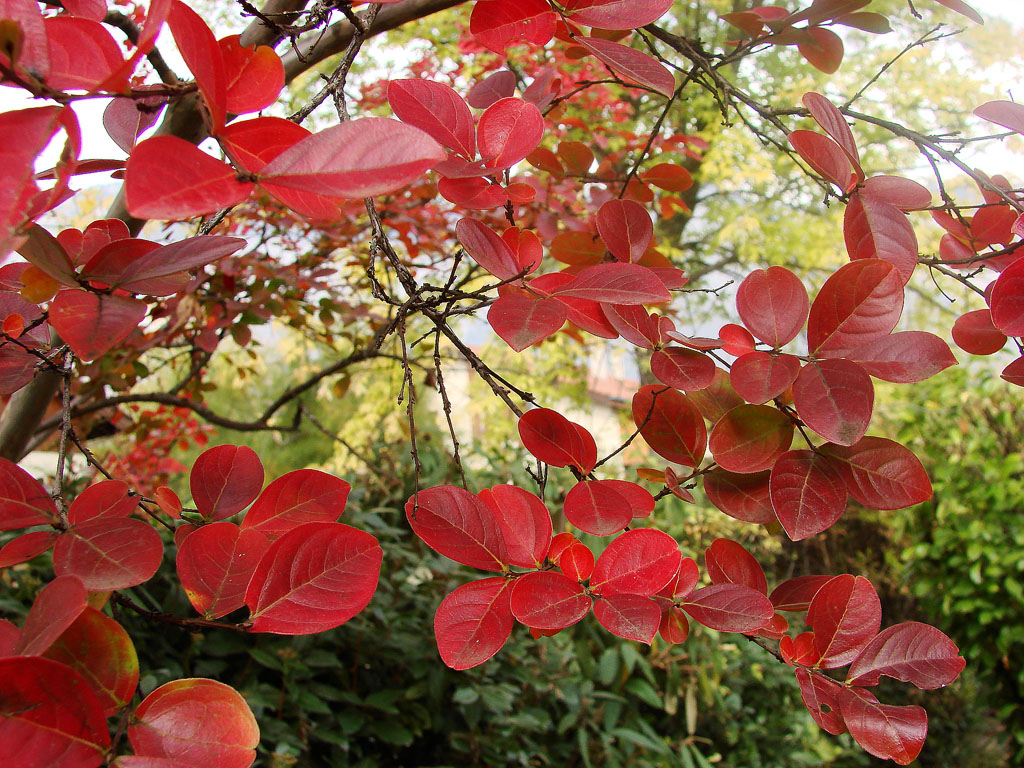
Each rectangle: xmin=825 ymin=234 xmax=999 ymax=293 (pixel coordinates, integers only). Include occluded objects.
xmin=0 ymin=530 xmax=58 ymax=567
xmin=66 ymin=480 xmax=135 ymax=525
xmin=705 ymin=538 xmax=767 ymax=593
xmin=844 ymin=191 xmax=918 ymax=284
xmin=240 ymin=469 xmax=350 ymax=540
xmin=106 ymin=235 xmax=246 ymax=296
xmin=660 ymin=557 xmax=700 ymax=600
xmin=632 ymin=385 xmax=707 ymax=467
xmin=703 ymin=469 xmax=775 ymax=524
xmin=0 ymin=0 xmax=51 ymax=79
xmin=477 ymin=97 xmax=544 ymax=170
xmin=405 ymin=485 xmax=508 ymax=571
xmin=825 ymin=436 xmax=932 ymax=510
xmin=952 ymin=309 xmax=1006 ymax=355
xmin=564 ymin=0 xmax=674 ymax=29
xmin=802 ymin=92 xmax=860 ymax=173
xmin=563 ymin=480 xmax=633 ymax=536
xmin=681 ymin=584 xmax=774 ymax=633
xmin=558 ymin=541 xmax=595 ymax=581
xmin=658 ymin=606 xmax=690 ymax=644
xmin=590 ymin=528 xmax=681 ymax=597
xmin=719 ymin=323 xmax=756 ymax=356
xmin=989 ymin=256 xmax=1024 ymax=336
xmin=509 ymin=570 xmax=592 ymax=630
xmin=245 ymin=522 xmax=381 ymax=634
xmin=102 ymin=91 xmax=164 ymax=153
xmin=125 ymin=135 xmax=253 ymax=219
xmin=798 ymin=27 xmax=844 ymax=74
xmin=190 ymin=444 xmax=264 ymax=522
xmin=258 ymin=118 xmax=445 ymax=198
xmin=848 ymin=331 xmax=957 ymax=383
xmin=735 ymin=266 xmax=809 ymax=348
xmin=593 ymin=594 xmax=661 ymax=644
xmin=651 ymin=347 xmax=716 ymax=391
xmin=434 ymin=577 xmax=514 ymax=670
xmin=0 ymin=656 xmax=110 ymax=767
xmin=789 ymin=129 xmax=853 ymax=190
xmin=488 ymin=290 xmax=567 ymax=351
xmin=642 ymin=162 xmax=693 ymax=192
xmin=839 ymin=687 xmax=927 ymax=765
xmin=502 ymin=227 xmax=543 ymax=274
xmin=807 ymin=574 xmax=881 ymax=668
xmin=770 ymin=575 xmax=832 ymax=612
xmin=847 ymin=621 xmax=966 ymax=689
xmin=974 ymin=100 xmax=1024 ymax=134
xmin=861 ymin=175 xmax=931 ymax=211
xmin=807 ymin=259 xmax=904 ymax=358
xmin=708 ymin=404 xmax=794 ymax=474
xmin=1002 ymin=356 xmax=1024 ymax=387
xmin=54 ymin=518 xmax=164 ymax=590
xmin=469 ymin=0 xmax=557 ymax=53
xmin=595 ymin=198 xmax=653 ymax=263
xmin=219 ymin=116 xmax=309 ymax=173
xmin=467 ymin=69 xmax=517 ymax=109
xmin=795 ymin=668 xmax=848 ymax=735
xmin=479 ymin=485 xmax=552 ymax=569
xmin=176 ymin=522 xmax=270 ymax=619
xmin=167 ymin=0 xmax=226 ymax=129
xmin=603 ymin=304 xmax=661 ymax=349
xmin=43 ymin=18 xmax=122 ymax=92
xmin=603 ymin=479 xmax=656 ymax=519
xmin=388 ymin=79 xmax=476 ymax=159
xmin=438 ymin=176 xmax=507 ymax=209
xmin=49 ymin=290 xmax=146 ymax=361
xmin=15 ymin=574 xmax=87 ymax=656
xmin=43 ymin=607 xmax=139 ymax=717
xmin=792 ymin=359 xmax=874 ymax=446
xmin=218 ymin=35 xmax=284 ymax=115
xmin=730 ymin=352 xmax=801 ymax=404
xmin=576 ymin=36 xmax=675 ymax=97
xmin=781 ymin=632 xmax=822 ymax=666
xmin=17 ymin=223 xmax=77 ymax=286
xmin=129 ymin=679 xmax=259 ymax=768
xmin=932 ymin=0 xmax=983 ymax=23
xmin=518 ymin=408 xmax=597 ymax=473
xmin=456 ymin=218 xmax=523 ymax=281
xmin=770 ymin=449 xmax=848 ymax=540
xmin=0 ymin=457 xmax=58 ymax=530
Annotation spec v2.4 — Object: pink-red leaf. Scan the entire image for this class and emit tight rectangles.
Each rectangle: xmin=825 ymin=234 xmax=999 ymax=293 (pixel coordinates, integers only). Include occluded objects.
xmin=651 ymin=347 xmax=716 ymax=391
xmin=479 ymin=485 xmax=552 ymax=569
xmin=735 ymin=266 xmax=809 ymax=348
xmin=167 ymin=0 xmax=227 ymax=129
xmin=798 ymin=27 xmax=844 ymax=74
xmin=518 ymin=408 xmax=597 ymax=474
xmin=54 ymin=518 xmax=163 ymax=590
xmin=576 ymin=36 xmax=675 ymax=97
xmin=0 ymin=530 xmax=58 ymax=567
xmin=703 ymin=469 xmax=775 ymax=525
xmin=632 ymin=385 xmax=707 ymax=467
xmin=932 ymin=0 xmax=983 ymax=24
xmin=469 ymin=0 xmax=556 ymax=53
xmin=844 ymin=191 xmax=918 ymax=284
xmin=596 ymin=198 xmax=653 ymax=263
xmin=128 ymin=679 xmax=259 ymax=768
xmin=593 ymin=594 xmax=661 ymax=644
xmin=792 ymin=359 xmax=874 ymax=446
xmin=709 ymin=404 xmax=794 ymax=474
xmin=554 ymin=262 xmax=671 ymax=304
xmin=802 ymin=92 xmax=860 ymax=172
xmin=838 ymin=687 xmax=927 ymax=765
xmin=434 ymin=577 xmax=514 ymax=670
xmin=218 ymin=34 xmax=284 ymax=115
xmin=190 ymin=444 xmax=264 ymax=522
xmin=770 ymin=575 xmax=832 ymax=612
xmin=563 ymin=480 xmax=633 ymax=537
xmin=477 ymin=97 xmax=544 ymax=170
xmin=861 ymin=175 xmax=932 ymax=211
xmin=488 ymin=290 xmax=566 ymax=351
xmin=789 ymin=129 xmax=853 ymax=189
xmin=467 ymin=70 xmax=517 ymax=109
xmin=245 ymin=522 xmax=382 ymax=634
xmin=0 ymin=656 xmax=110 ymax=768
xmin=564 ymin=0 xmax=674 ymax=29
xmin=259 ymin=117 xmax=445 ymax=198
xmin=795 ymin=668 xmax=848 ymax=735
xmin=952 ymin=309 xmax=1006 ymax=355
xmin=0 ymin=457 xmax=58 ymax=530
xmin=681 ymin=584 xmax=774 ymax=633
xmin=456 ymin=217 xmax=523 ymax=281
xmin=705 ymin=538 xmax=768 ymax=593
xmin=974 ymin=100 xmax=1024 ymax=134
xmin=730 ymin=352 xmax=801 ymax=404
xmin=989 ymin=256 xmax=1024 ymax=336
xmin=847 ymin=621 xmax=966 ymax=689
xmin=770 ymin=449 xmax=848 ymax=540
xmin=388 ymin=79 xmax=476 ymax=159
xmin=405 ymin=485 xmax=508 ymax=571
xmin=590 ymin=528 xmax=681 ymax=597
xmin=825 ymin=436 xmax=932 ymax=510
xmin=848 ymin=331 xmax=957 ymax=383
xmin=240 ymin=469 xmax=351 ymax=540
xmin=48 ymin=290 xmax=146 ymax=361
xmin=509 ymin=570 xmax=591 ymax=630
xmin=807 ymin=259 xmax=904 ymax=358
xmin=125 ymin=135 xmax=253 ymax=219
xmin=176 ymin=522 xmax=271 ymax=619
xmin=807 ymin=574 xmax=882 ymax=668
xmin=14 ymin=574 xmax=88 ymax=656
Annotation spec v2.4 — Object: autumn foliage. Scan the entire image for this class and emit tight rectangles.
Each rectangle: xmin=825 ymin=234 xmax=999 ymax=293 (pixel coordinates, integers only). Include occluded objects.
xmin=0 ymin=0 xmax=1019 ymax=765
